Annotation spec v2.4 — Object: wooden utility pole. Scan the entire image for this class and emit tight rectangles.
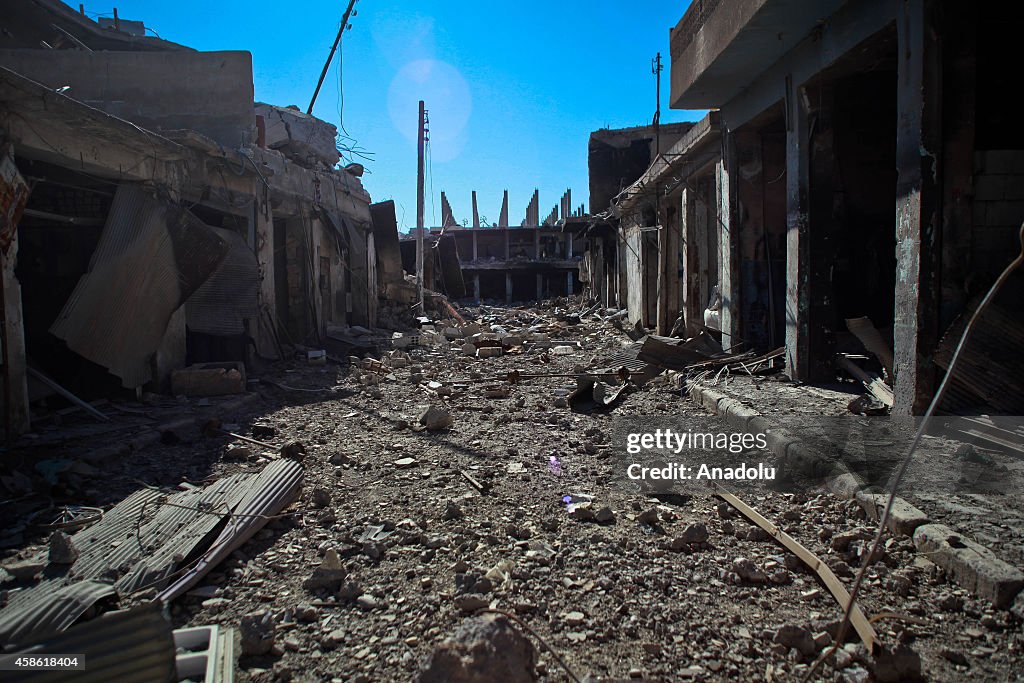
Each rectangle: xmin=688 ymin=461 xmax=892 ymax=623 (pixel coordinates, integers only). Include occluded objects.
xmin=307 ymin=0 xmax=359 ymax=115
xmin=416 ymin=99 xmax=426 ymax=312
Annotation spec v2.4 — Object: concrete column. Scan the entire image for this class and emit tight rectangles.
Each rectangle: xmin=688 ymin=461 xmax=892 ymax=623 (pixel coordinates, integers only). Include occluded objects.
xmin=894 ymin=0 xmax=942 ymax=415
xmin=252 ymin=191 xmax=278 ymax=357
xmin=717 ymin=135 xmax=740 ymax=351
xmin=473 ymin=273 xmax=481 ymax=301
xmin=503 ymin=230 xmax=510 ymax=259
xmin=1 ymin=224 xmax=30 ymax=436
xmin=785 ymin=75 xmax=811 ymax=381
xmin=505 ymin=272 xmax=513 ymax=303
xmin=536 ymin=273 xmax=543 ymax=300
xmin=534 ymin=229 xmax=540 ymax=258
xmin=472 ymin=230 xmax=478 ymax=261
xmin=566 ymin=271 xmax=574 ymax=295
xmin=566 ymin=233 xmax=574 ymax=258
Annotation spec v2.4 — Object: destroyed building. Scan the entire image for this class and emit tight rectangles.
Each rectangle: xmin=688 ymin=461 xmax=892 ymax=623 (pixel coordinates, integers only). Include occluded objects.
xmin=0 ymin=0 xmax=378 ymax=437
xmin=590 ymin=0 xmax=1024 ymax=416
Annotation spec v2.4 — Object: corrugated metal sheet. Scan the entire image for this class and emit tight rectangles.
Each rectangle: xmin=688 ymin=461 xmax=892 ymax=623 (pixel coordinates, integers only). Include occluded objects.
xmin=185 ymin=226 xmax=260 ymax=336
xmin=10 ymin=603 xmax=176 ymax=683
xmin=49 ymin=185 xmax=229 ymax=388
xmin=0 ymin=581 xmax=116 ymax=647
xmin=159 ymin=458 xmax=303 ymax=602
xmin=0 ymin=460 xmax=302 ymax=647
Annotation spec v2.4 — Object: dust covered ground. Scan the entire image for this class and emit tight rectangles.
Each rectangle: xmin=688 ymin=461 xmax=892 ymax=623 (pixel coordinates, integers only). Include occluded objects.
xmin=3 ymin=299 xmax=1023 ymax=682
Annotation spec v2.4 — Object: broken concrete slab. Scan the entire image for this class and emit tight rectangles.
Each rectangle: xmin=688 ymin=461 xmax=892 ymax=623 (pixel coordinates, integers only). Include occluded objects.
xmin=417 ymin=613 xmax=537 ymax=683
xmin=913 ymin=523 xmax=1024 ymax=607
xmin=170 ymin=362 xmax=246 ymax=397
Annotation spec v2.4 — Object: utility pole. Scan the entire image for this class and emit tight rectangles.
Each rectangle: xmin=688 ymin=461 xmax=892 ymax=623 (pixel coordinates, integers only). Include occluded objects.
xmin=652 ymin=52 xmax=663 ymax=156
xmin=307 ymin=0 xmax=359 ymax=115
xmin=416 ymin=100 xmax=426 ymax=312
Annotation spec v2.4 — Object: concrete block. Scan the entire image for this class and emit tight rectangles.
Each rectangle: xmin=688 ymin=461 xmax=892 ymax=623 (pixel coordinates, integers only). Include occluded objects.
xmin=825 ymin=471 xmax=867 ymax=500
xmin=854 ymin=491 xmax=930 ymax=536
xmin=255 ymin=103 xmax=340 ymax=168
xmin=695 ymin=386 xmax=727 ymax=414
xmin=913 ymin=523 xmax=1024 ymax=607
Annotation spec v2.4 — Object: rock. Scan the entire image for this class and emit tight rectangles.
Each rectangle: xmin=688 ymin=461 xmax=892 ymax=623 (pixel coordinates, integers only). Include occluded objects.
xmin=939 ymin=647 xmax=968 ymax=665
xmin=443 ymin=500 xmax=464 ymax=521
xmin=454 ymin=594 xmax=490 ymax=612
xmin=774 ymin=624 xmax=816 ymax=657
xmin=280 ymin=441 xmax=306 ymax=461
xmin=679 ymin=523 xmax=709 ymax=544
xmin=831 ymin=531 xmax=861 ymax=552
xmin=2 ymin=558 xmax=46 ymax=581
xmin=417 ymin=614 xmax=537 ymax=683
xmin=936 ymin=591 xmax=963 ymax=612
xmin=303 ymin=549 xmax=347 ymax=591
xmin=329 ymin=452 xmax=353 ymax=465
xmin=202 ymin=597 xmax=231 ymax=614
xmin=732 ymin=557 xmax=768 ymax=583
xmin=239 ymin=610 xmax=276 ymax=656
xmin=225 ymin=445 xmax=253 ymax=461
xmin=871 ymin=644 xmax=922 ymax=683
xmin=48 ymin=532 xmax=79 ymax=565
xmin=356 ymin=594 xmax=381 ymax=610
xmin=252 ymin=424 xmax=278 ymax=439
xmin=637 ymin=508 xmax=659 ymax=525
xmin=295 ymin=604 xmax=318 ymax=622
xmin=567 ymin=502 xmax=596 ymax=522
xmin=840 ymin=666 xmax=871 ymax=683
xmin=594 ymin=506 xmax=615 ymax=523
xmin=394 ymin=457 xmax=418 ymax=469
xmin=311 ymin=487 xmax=331 ymax=508
xmin=418 ymin=405 xmax=454 ymax=431
xmin=563 ymin=611 xmax=586 ymax=627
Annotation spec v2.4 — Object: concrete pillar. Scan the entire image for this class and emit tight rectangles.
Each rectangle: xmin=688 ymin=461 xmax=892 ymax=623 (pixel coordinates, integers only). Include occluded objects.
xmin=536 ymin=273 xmax=543 ymax=300
xmin=473 ymin=273 xmax=481 ymax=301
xmin=472 ymin=191 xmax=479 ymax=228
xmin=251 ymin=192 xmax=278 ymax=358
xmin=785 ymin=75 xmax=811 ymax=380
xmin=566 ymin=271 xmax=574 ymax=295
xmin=717 ymin=136 xmax=740 ymax=351
xmin=503 ymin=230 xmax=510 ymax=259
xmin=472 ymin=230 xmax=478 ymax=261
xmin=505 ymin=272 xmax=513 ymax=303
xmin=1 ymin=224 xmax=30 ymax=436
xmin=534 ymin=229 xmax=540 ymax=258
xmin=894 ymin=0 xmax=942 ymax=415
xmin=566 ymin=233 xmax=573 ymax=258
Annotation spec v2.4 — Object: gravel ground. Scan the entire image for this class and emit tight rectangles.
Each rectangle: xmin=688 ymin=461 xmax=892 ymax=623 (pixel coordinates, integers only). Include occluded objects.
xmin=4 ymin=299 xmax=1024 ymax=682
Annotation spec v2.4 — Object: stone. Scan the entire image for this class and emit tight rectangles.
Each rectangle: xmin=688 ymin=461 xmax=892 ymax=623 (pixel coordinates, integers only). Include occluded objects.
xmin=563 ymin=611 xmax=585 ymax=627
xmin=48 ymin=532 xmax=79 ymax=565
xmin=202 ymin=597 xmax=231 ymax=613
xmin=594 ymin=506 xmax=615 ymax=523
xmin=454 ymin=594 xmax=489 ymax=612
xmin=2 ymin=558 xmax=46 ymax=581
xmin=871 ymin=644 xmax=922 ymax=683
xmin=732 ymin=557 xmax=768 ymax=583
xmin=417 ymin=614 xmax=537 ymax=683
xmin=239 ymin=610 xmax=276 ymax=656
xmin=311 ymin=487 xmax=331 ymax=508
xmin=774 ymin=624 xmax=815 ymax=657
xmin=356 ymin=594 xmax=381 ymax=610
xmin=418 ymin=405 xmax=454 ymax=431
xmin=303 ymin=549 xmax=347 ymax=591
xmin=637 ymin=508 xmax=659 ymax=525
xmin=679 ymin=523 xmax=709 ymax=544
xmin=225 ymin=445 xmax=253 ymax=461
xmin=443 ymin=500 xmax=464 ymax=521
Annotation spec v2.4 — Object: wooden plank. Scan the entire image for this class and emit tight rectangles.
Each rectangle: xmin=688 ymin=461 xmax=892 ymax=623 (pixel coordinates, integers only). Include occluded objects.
xmin=836 ymin=355 xmax=895 ymax=408
xmin=716 ymin=486 xmax=878 ymax=654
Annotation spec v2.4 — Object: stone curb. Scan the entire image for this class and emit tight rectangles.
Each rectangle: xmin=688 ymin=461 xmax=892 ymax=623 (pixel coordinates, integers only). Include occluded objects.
xmin=687 ymin=380 xmax=1024 ymax=609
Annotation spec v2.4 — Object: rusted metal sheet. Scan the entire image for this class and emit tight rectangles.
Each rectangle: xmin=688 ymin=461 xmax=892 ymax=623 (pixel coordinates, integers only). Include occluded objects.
xmin=10 ymin=603 xmax=176 ymax=683
xmin=185 ymin=226 xmax=259 ymax=336
xmin=0 ymin=580 xmax=116 ymax=647
xmin=49 ymin=184 xmax=229 ymax=388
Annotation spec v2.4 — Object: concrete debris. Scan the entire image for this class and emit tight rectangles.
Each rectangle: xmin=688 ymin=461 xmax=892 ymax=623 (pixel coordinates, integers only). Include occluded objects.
xmin=417 ymin=614 xmax=537 ymax=683
xmin=304 ymin=549 xmax=348 ymax=592
xmin=418 ymin=405 xmax=454 ymax=431
xmin=239 ymin=609 xmax=276 ymax=656
xmin=311 ymin=487 xmax=332 ymax=508
xmin=47 ymin=531 xmax=79 ymax=565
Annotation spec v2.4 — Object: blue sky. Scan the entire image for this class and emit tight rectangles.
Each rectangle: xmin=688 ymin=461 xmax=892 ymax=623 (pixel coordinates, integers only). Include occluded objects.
xmin=70 ymin=1 xmax=702 ymax=230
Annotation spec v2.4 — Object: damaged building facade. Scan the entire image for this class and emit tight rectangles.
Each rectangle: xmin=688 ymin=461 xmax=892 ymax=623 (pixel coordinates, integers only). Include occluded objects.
xmin=590 ymin=0 xmax=1024 ymax=416
xmin=0 ymin=0 xmax=377 ymax=436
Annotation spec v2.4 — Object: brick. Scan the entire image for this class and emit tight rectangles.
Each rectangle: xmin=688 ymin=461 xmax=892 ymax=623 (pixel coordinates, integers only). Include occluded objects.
xmin=854 ymin=491 xmax=930 ymax=536
xmin=913 ymin=523 xmax=1024 ymax=607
